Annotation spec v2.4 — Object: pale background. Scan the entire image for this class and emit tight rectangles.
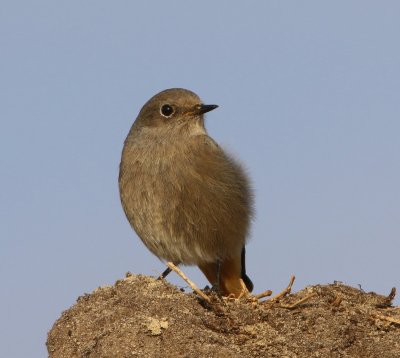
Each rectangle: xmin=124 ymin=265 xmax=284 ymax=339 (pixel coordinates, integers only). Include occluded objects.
xmin=1 ymin=1 xmax=399 ymax=357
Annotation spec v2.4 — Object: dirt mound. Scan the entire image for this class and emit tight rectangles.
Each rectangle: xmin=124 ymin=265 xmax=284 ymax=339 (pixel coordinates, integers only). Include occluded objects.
xmin=47 ymin=274 xmax=400 ymax=357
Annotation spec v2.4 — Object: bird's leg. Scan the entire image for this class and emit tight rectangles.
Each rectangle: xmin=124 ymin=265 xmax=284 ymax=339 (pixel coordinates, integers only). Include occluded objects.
xmin=157 ymin=266 xmax=173 ymax=280
xmin=211 ymin=259 xmax=222 ymax=295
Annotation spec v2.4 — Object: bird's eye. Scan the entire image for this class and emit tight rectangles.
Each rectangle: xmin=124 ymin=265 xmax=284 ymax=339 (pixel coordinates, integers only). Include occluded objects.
xmin=160 ymin=104 xmax=175 ymax=118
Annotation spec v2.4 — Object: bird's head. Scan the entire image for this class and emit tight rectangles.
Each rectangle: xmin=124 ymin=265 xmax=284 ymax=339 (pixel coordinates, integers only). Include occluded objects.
xmin=133 ymin=88 xmax=218 ymax=134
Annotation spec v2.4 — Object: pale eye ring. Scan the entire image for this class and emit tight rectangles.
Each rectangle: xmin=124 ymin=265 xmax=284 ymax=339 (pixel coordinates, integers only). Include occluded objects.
xmin=160 ymin=104 xmax=175 ymax=118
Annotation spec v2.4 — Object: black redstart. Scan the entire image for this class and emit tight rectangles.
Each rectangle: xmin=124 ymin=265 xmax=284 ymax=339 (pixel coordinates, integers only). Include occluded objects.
xmin=119 ymin=88 xmax=253 ymax=297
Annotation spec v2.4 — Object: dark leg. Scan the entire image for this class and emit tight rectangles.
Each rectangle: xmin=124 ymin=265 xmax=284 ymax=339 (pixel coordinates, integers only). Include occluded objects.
xmin=216 ymin=259 xmax=221 ymax=288
xmin=157 ymin=266 xmax=172 ymax=280
xmin=211 ymin=259 xmax=222 ymax=294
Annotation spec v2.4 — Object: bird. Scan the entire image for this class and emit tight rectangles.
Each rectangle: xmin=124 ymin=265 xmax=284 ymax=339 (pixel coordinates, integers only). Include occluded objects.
xmin=118 ymin=88 xmax=254 ymax=297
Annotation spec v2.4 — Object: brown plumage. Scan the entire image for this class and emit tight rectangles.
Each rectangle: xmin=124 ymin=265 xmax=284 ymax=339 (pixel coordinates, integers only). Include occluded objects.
xmin=119 ymin=88 xmax=253 ymax=297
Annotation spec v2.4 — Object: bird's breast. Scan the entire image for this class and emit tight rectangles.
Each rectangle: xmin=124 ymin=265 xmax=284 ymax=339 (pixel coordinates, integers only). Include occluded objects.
xmin=119 ymin=134 xmax=251 ymax=264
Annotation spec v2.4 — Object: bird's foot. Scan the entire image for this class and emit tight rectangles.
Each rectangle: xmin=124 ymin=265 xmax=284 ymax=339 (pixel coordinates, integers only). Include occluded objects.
xmin=210 ymin=283 xmax=223 ymax=297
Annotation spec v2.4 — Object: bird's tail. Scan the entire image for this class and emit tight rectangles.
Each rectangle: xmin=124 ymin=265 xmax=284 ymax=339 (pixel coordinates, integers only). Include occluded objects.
xmin=241 ymin=246 xmax=254 ymax=292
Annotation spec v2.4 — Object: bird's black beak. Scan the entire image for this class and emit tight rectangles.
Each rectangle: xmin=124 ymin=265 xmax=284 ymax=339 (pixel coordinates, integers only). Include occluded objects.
xmin=196 ymin=104 xmax=219 ymax=115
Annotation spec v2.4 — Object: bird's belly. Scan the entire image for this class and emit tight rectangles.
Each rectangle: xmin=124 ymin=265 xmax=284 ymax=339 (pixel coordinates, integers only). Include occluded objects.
xmin=120 ymin=162 xmax=245 ymax=265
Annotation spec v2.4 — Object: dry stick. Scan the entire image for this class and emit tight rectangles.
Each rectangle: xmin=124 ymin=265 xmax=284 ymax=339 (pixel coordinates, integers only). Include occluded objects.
xmin=254 ymin=290 xmax=273 ymax=300
xmin=222 ymin=293 xmax=237 ymax=301
xmin=166 ymin=262 xmax=211 ymax=303
xmin=264 ymin=275 xmax=296 ymax=304
xmin=330 ymin=293 xmax=343 ymax=307
xmin=376 ymin=287 xmax=397 ymax=308
xmin=280 ymin=292 xmax=318 ymax=309
xmin=373 ymin=313 xmax=400 ymax=326
xmin=387 ymin=287 xmax=397 ymax=301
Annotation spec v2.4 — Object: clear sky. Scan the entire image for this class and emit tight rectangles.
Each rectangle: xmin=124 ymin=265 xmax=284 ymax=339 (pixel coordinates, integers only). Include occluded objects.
xmin=1 ymin=1 xmax=399 ymax=357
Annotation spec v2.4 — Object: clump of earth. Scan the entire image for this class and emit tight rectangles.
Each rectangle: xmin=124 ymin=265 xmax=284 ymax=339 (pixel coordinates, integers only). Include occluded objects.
xmin=47 ymin=274 xmax=400 ymax=357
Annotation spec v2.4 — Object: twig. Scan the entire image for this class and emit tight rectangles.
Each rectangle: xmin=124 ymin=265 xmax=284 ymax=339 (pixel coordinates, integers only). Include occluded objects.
xmin=222 ymin=293 xmax=237 ymax=301
xmin=376 ymin=287 xmax=397 ymax=308
xmin=279 ymin=292 xmax=317 ymax=309
xmin=264 ymin=275 xmax=296 ymax=304
xmin=330 ymin=293 xmax=343 ymax=307
xmin=372 ymin=313 xmax=400 ymax=326
xmin=254 ymin=290 xmax=273 ymax=300
xmin=387 ymin=287 xmax=397 ymax=301
xmin=166 ymin=262 xmax=211 ymax=303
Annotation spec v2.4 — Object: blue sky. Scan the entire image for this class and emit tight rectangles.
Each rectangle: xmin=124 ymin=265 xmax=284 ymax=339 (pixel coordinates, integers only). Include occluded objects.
xmin=1 ymin=1 xmax=399 ymax=357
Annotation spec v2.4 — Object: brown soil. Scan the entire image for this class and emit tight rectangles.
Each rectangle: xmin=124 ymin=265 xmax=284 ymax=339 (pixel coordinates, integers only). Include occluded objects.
xmin=47 ymin=274 xmax=400 ymax=358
